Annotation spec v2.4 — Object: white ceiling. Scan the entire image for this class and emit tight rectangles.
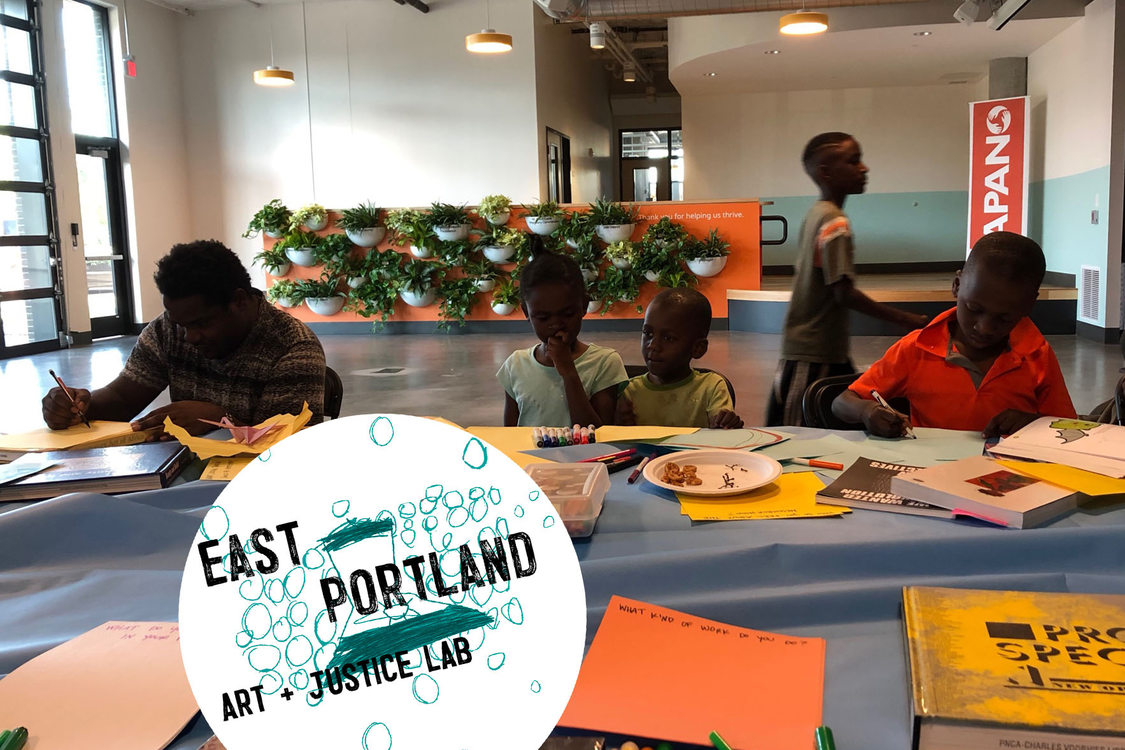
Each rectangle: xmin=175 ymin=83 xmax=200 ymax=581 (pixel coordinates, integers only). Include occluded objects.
xmin=670 ymin=15 xmax=1081 ymax=94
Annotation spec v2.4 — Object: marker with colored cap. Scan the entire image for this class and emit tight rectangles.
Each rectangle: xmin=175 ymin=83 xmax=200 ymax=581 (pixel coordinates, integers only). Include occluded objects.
xmin=815 ymin=726 xmax=836 ymax=750
xmin=709 ymin=730 xmax=733 ymax=750
xmin=0 ymin=726 xmax=28 ymax=750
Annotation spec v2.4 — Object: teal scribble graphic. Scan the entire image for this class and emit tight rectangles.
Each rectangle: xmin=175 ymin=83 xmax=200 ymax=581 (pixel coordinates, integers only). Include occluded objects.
xmin=332 ymin=499 xmax=351 ymax=517
xmin=412 ymin=673 xmax=440 ymax=704
xmin=288 ymin=669 xmax=309 ymax=689
xmin=271 ymin=618 xmax=292 ymax=642
xmin=306 ymin=691 xmax=322 ymax=707
xmin=239 ymin=577 xmax=262 ymax=601
xmin=397 ymin=502 xmax=416 ymax=519
xmin=422 ymin=516 xmax=437 ymax=532
xmin=447 ymin=506 xmax=469 ymax=527
xmin=543 ymin=516 xmax=556 ymax=529
xmin=469 ymin=582 xmax=492 ymax=608
xmin=329 ymin=605 xmax=494 ymax=669
xmin=319 ymin=517 xmax=395 ymax=552
xmin=528 ymin=490 xmax=540 ymax=502
xmin=287 ymin=601 xmax=309 ymax=625
xmin=284 ymin=567 xmax=306 ymax=598
xmin=302 ymin=548 xmax=325 ymax=568
xmin=247 ymin=644 xmax=281 ymax=671
xmin=369 ymin=416 xmax=395 ymax=446
xmin=401 ymin=529 xmax=416 ymax=546
xmin=487 ymin=652 xmax=506 ymax=670
xmin=314 ymin=643 xmax=337 ymax=671
xmin=314 ymin=610 xmax=338 ymax=644
xmin=501 ymin=597 xmax=525 ymax=625
xmin=235 ymin=631 xmax=251 ymax=647
xmin=200 ymin=505 xmax=229 ymax=540
xmin=258 ymin=449 xmax=271 ymax=462
xmin=462 ymin=437 xmax=488 ymax=469
xmin=362 ymin=721 xmax=392 ymax=750
xmin=514 ymin=505 xmax=525 ymax=518
xmin=242 ymin=603 xmax=272 ymax=639
xmin=285 ymin=635 xmax=313 ymax=666
xmin=260 ymin=670 xmax=283 ymax=694
xmin=442 ymin=491 xmax=464 ymax=509
xmin=266 ymin=578 xmax=286 ymax=604
xmin=530 ymin=680 xmax=541 ymax=693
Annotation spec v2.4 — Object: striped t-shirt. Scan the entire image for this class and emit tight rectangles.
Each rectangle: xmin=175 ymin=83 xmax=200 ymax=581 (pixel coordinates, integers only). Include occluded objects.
xmin=121 ymin=294 xmax=326 ymax=424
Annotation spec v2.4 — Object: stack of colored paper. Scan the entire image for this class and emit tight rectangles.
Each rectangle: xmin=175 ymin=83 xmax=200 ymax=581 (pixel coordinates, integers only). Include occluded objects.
xmin=677 ymin=473 xmax=849 ymax=521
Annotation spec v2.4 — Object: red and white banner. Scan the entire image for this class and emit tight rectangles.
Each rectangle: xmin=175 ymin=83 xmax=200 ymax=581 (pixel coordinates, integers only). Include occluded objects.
xmin=967 ymin=96 xmax=1029 ymax=254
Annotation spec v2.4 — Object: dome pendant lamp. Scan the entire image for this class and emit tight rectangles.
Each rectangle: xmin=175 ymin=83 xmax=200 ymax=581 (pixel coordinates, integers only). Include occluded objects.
xmin=779 ymin=9 xmax=829 ymax=35
xmin=254 ymin=26 xmax=295 ymax=87
xmin=466 ymin=0 xmax=512 ymax=53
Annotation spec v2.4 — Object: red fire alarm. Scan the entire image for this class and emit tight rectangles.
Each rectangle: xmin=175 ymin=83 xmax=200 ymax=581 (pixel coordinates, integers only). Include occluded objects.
xmin=123 ymin=54 xmax=137 ymax=78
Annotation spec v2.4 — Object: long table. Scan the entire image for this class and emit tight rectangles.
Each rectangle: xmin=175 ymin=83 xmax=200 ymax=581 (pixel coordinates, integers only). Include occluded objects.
xmin=2 ymin=428 xmax=1123 ymax=749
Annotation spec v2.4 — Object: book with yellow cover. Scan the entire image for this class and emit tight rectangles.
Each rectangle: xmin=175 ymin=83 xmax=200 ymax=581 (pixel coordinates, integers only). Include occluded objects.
xmin=0 ymin=421 xmax=155 ymax=453
xmin=903 ymin=586 xmax=1125 ymax=750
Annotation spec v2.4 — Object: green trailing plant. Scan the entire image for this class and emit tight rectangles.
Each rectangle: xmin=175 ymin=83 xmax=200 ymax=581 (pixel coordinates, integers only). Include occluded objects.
xmin=437 ymin=239 xmax=475 ymax=266
xmin=335 ymin=202 xmax=384 ymax=231
xmin=437 ymin=277 xmax=480 ymax=330
xmin=476 ymin=226 xmax=526 ymax=251
xmin=604 ymin=240 xmax=638 ymax=266
xmin=658 ymin=267 xmax=697 ymax=289
xmin=243 ymin=199 xmax=291 ymax=238
xmin=491 ymin=275 xmax=521 ymax=307
xmin=386 ymin=209 xmax=434 ymax=248
xmin=266 ymin=279 xmax=301 ymax=304
xmin=633 ymin=238 xmax=681 ymax=279
xmin=642 ymin=216 xmax=690 ymax=248
xmin=477 ymin=194 xmax=512 ymax=220
xmin=568 ymin=237 xmax=602 ymax=272
xmin=346 ymin=266 xmax=401 ymax=329
xmin=683 ymin=229 xmax=730 ymax=259
xmin=520 ymin=200 xmax=562 ymax=219
xmin=368 ymin=248 xmax=404 ymax=280
xmin=463 ymin=257 xmax=499 ymax=281
xmin=588 ymin=197 xmax=638 ymax=226
xmin=555 ymin=211 xmax=597 ymax=245
xmin=598 ymin=266 xmax=643 ymax=314
xmin=293 ymin=274 xmax=344 ymax=300
xmin=252 ymin=244 xmax=290 ymax=272
xmin=289 ymin=203 xmax=328 ymax=232
xmin=399 ymin=258 xmax=441 ymax=295
xmin=428 ymin=202 xmax=471 ymax=228
xmin=317 ymin=232 xmax=355 ymax=271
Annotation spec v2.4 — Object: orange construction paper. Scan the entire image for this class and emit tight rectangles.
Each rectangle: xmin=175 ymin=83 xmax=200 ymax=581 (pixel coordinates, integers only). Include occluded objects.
xmin=558 ymin=596 xmax=825 ymax=749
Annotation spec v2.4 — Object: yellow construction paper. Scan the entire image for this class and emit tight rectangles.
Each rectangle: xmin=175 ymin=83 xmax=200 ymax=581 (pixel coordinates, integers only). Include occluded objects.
xmin=0 ymin=421 xmax=154 ymax=453
xmin=464 ymin=426 xmax=554 ymax=466
xmin=423 ymin=416 xmax=464 ymax=429
xmin=165 ymin=403 xmax=313 ymax=459
xmin=200 ymin=456 xmax=254 ymax=481
xmin=596 ymin=425 xmax=699 ymax=443
xmin=677 ymin=473 xmax=849 ymax=521
xmin=996 ymin=460 xmax=1125 ymax=496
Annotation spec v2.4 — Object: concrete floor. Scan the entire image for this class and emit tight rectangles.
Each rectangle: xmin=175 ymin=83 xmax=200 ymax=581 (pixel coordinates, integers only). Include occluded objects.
xmin=2 ymin=328 xmax=1122 ymax=435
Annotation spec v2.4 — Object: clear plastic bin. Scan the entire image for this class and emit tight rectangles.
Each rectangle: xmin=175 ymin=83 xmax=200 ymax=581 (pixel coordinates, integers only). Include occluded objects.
xmin=525 ymin=462 xmax=610 ymax=538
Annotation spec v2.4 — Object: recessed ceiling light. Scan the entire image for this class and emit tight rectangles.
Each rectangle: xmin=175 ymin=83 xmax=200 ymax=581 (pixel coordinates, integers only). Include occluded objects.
xmin=704 ymin=72 xmax=717 ymax=77
xmin=764 ymin=49 xmax=780 ymax=55
xmin=913 ymin=31 xmax=933 ymax=36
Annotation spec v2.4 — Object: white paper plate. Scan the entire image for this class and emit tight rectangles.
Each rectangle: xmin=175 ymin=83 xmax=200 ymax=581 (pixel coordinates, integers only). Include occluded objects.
xmin=642 ymin=450 xmax=783 ymax=497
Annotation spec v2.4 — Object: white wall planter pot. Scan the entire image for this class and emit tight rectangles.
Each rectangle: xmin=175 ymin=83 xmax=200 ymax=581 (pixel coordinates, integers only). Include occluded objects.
xmin=484 ymin=210 xmax=510 ymax=226
xmin=264 ymin=229 xmax=284 ymax=239
xmin=596 ymin=224 xmax=635 ymax=243
xmin=491 ymin=302 xmax=517 ymax=316
xmin=305 ymin=297 xmax=345 ymax=316
xmin=686 ymin=256 xmax=728 ymax=277
xmin=346 ymin=227 xmax=386 ymax=248
xmin=347 ymin=276 xmax=366 ymax=289
xmin=525 ymin=216 xmax=560 ymax=235
xmin=566 ymin=238 xmax=581 ymax=249
xmin=265 ymin=262 xmax=291 ymax=277
xmin=483 ymin=245 xmax=515 ymax=263
xmin=410 ymin=244 xmax=434 ymax=259
xmin=610 ymin=257 xmax=632 ymax=270
xmin=586 ymin=299 xmax=603 ymax=314
xmin=276 ymin=296 xmax=298 ymax=308
xmin=643 ymin=270 xmax=660 ymax=282
xmin=400 ymin=288 xmax=436 ymax=307
xmin=581 ymin=267 xmax=598 ymax=283
xmin=285 ymin=247 xmax=317 ymax=267
xmin=475 ymin=278 xmax=497 ymax=293
xmin=434 ymin=224 xmax=470 ymax=242
xmin=303 ymin=216 xmax=328 ymax=232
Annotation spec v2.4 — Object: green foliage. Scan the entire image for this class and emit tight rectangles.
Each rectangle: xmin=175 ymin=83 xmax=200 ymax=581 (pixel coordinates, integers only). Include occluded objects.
xmin=475 ymin=226 xmax=526 ymax=252
xmin=477 ymin=194 xmax=512 ymax=219
xmin=633 ymin=237 xmax=681 ymax=278
xmin=588 ymin=197 xmax=638 ymax=226
xmin=293 ymin=274 xmax=343 ymax=299
xmin=463 ymin=258 xmax=499 ymax=281
xmin=253 ymin=244 xmax=289 ymax=271
xmin=266 ymin=279 xmax=301 ymax=304
xmin=346 ymin=272 xmax=399 ymax=329
xmin=683 ymin=229 xmax=730 ymax=259
xmin=642 ymin=216 xmax=690 ymax=248
xmin=598 ymin=266 xmax=643 ymax=314
xmin=438 ymin=277 xmax=480 ymax=330
xmin=399 ymin=258 xmax=441 ymax=295
xmin=567 ymin=237 xmax=602 ymax=271
xmin=604 ymin=240 xmax=637 ymax=264
xmin=243 ymin=199 xmax=291 ymax=238
xmin=437 ymin=239 xmax=475 ymax=267
xmin=317 ymin=233 xmax=355 ymax=271
xmin=335 ymin=202 xmax=383 ymax=232
xmin=520 ymin=200 xmax=562 ymax=219
xmin=386 ymin=209 xmax=435 ymax=250
xmin=658 ymin=267 xmax=697 ymax=289
xmin=289 ymin=203 xmax=327 ymax=232
xmin=555 ymin=211 xmax=597 ymax=244
xmin=491 ymin=275 xmax=521 ymax=306
xmin=429 ymin=202 xmax=471 ymax=228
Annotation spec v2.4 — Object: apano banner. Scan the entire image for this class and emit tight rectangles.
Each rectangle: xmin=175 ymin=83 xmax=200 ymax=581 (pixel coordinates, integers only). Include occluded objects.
xmin=967 ymin=96 xmax=1029 ymax=253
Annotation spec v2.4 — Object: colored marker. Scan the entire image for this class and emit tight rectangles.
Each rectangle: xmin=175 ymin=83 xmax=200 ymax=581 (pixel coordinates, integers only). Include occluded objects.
xmin=815 ymin=726 xmax=836 ymax=750
xmin=788 ymin=457 xmax=845 ymax=471
xmin=588 ymin=424 xmax=597 ymax=443
xmin=605 ymin=454 xmax=643 ymax=473
xmin=871 ymin=389 xmax=915 ymax=439
xmin=709 ymin=730 xmax=733 ymax=750
xmin=627 ymin=455 xmax=651 ymax=484
xmin=577 ymin=448 xmax=637 ymax=464
xmin=0 ymin=727 xmax=28 ymax=750
xmin=0 ymin=731 xmax=9 ymax=747
xmin=48 ymin=369 xmax=90 ymax=428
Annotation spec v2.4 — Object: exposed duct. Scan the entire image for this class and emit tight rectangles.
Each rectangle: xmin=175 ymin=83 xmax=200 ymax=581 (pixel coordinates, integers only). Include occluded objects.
xmin=537 ymin=0 xmax=927 ymax=21
xmin=583 ymin=19 xmax=653 ymax=83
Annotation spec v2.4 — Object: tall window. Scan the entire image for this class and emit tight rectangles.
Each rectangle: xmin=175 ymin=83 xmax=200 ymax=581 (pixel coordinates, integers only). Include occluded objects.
xmin=63 ymin=0 xmax=132 ymax=337
xmin=619 ymin=128 xmax=683 ymax=202
xmin=0 ymin=0 xmax=64 ymax=357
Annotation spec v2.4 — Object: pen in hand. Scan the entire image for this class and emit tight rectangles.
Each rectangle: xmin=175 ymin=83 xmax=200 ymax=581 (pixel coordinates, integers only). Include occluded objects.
xmin=870 ymin=389 xmax=914 ymax=439
xmin=48 ymin=369 xmax=91 ymax=428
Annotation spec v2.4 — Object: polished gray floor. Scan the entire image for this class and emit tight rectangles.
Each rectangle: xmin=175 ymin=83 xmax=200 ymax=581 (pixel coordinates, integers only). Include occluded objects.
xmin=2 ymin=329 xmax=1122 ymax=435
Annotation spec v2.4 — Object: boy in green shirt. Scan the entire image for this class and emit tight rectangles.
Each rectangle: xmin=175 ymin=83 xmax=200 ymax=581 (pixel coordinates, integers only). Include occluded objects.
xmin=615 ymin=288 xmax=743 ymax=428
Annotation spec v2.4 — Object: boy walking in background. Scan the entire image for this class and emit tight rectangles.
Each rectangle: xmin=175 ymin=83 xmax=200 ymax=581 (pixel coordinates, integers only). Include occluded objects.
xmin=767 ymin=132 xmax=928 ymax=426
xmin=616 ymin=288 xmax=742 ymax=429
xmin=832 ymin=232 xmax=1076 ymax=437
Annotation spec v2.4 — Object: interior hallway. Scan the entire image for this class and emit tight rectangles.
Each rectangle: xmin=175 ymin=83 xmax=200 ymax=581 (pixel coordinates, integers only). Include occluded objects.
xmin=2 ymin=330 xmax=1121 ymax=435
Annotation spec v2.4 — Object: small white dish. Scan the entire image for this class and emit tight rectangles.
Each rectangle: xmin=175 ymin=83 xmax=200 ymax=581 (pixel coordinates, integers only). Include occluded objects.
xmin=642 ymin=450 xmax=782 ymax=497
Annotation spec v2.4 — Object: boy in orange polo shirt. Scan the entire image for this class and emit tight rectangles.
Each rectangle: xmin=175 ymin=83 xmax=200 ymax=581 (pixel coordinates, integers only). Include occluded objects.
xmin=832 ymin=231 xmax=1076 ymax=438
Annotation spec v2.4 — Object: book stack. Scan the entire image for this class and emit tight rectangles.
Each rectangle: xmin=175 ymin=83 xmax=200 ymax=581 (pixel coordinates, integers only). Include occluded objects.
xmin=0 ymin=442 xmax=192 ymax=501
xmin=816 ymin=457 xmax=952 ymax=518
xmin=990 ymin=417 xmax=1125 ymax=478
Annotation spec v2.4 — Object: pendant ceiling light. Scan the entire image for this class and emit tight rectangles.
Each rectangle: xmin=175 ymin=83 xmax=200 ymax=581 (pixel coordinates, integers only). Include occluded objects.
xmin=466 ymin=0 xmax=512 ymax=53
xmin=254 ymin=22 xmax=294 ymax=87
xmin=589 ymin=22 xmax=606 ymax=49
xmin=779 ymin=9 xmax=829 ymax=35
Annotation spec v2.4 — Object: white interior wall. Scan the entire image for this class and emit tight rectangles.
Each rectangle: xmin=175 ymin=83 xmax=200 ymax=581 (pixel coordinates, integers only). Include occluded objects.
xmin=178 ymin=0 xmax=541 ymax=284
xmin=532 ymin=12 xmax=612 ymax=203
xmin=682 ymin=81 xmax=985 ymax=200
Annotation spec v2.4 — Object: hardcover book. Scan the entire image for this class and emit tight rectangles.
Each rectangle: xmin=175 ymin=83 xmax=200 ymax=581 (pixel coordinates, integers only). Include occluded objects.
xmin=890 ymin=455 xmax=1077 ymax=528
xmin=0 ymin=442 xmax=192 ymax=501
xmin=903 ymin=586 xmax=1125 ymax=750
xmin=816 ymin=457 xmax=952 ymax=518
xmin=990 ymin=417 xmax=1125 ymax=478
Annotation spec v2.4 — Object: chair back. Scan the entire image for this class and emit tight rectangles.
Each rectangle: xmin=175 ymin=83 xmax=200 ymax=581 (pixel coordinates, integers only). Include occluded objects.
xmin=801 ymin=373 xmax=862 ymax=430
xmin=623 ymin=365 xmax=736 ymax=408
xmin=324 ymin=366 xmax=343 ymax=420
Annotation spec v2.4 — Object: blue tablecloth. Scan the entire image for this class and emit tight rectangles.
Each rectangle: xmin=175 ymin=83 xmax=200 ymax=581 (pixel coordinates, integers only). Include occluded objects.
xmin=2 ymin=428 xmax=1124 ymax=750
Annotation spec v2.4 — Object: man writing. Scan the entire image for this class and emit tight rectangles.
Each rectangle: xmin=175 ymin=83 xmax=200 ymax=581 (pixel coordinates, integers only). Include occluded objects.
xmin=43 ymin=240 xmax=326 ymax=434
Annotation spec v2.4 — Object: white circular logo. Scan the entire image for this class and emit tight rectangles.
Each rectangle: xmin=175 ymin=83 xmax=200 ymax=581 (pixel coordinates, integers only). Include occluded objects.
xmin=986 ymin=105 xmax=1011 ymax=135
xmin=179 ymin=415 xmax=586 ymax=750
